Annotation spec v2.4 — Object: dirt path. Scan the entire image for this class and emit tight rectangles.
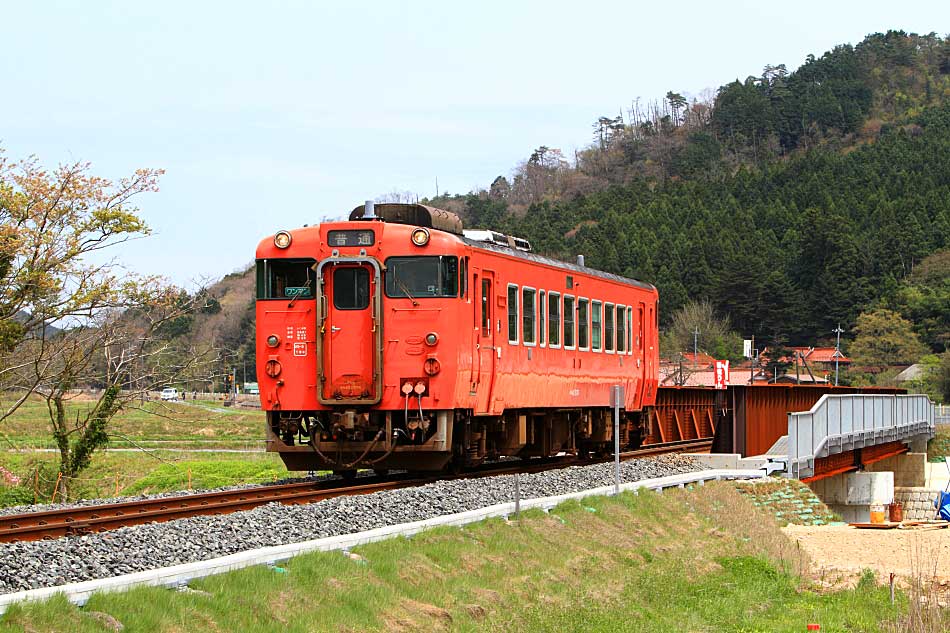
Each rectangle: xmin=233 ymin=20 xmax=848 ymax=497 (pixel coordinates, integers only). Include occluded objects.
xmin=784 ymin=524 xmax=950 ymax=584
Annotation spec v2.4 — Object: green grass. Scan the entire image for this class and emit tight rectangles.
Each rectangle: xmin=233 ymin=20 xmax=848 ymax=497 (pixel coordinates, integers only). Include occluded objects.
xmin=0 ymin=392 xmax=291 ymax=505
xmin=1 ymin=483 xmax=934 ymax=632
xmin=122 ymin=458 xmax=291 ymax=494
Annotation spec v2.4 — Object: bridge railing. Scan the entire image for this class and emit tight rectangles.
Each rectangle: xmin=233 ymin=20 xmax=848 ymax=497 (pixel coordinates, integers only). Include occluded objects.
xmin=787 ymin=394 xmax=935 ymax=479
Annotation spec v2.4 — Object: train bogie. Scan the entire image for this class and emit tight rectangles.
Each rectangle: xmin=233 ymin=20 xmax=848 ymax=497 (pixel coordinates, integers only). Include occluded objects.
xmin=255 ymin=203 xmax=659 ymax=473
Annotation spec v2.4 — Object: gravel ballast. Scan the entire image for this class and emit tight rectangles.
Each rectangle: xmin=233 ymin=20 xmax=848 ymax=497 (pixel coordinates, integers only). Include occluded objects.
xmin=0 ymin=455 xmax=705 ymax=595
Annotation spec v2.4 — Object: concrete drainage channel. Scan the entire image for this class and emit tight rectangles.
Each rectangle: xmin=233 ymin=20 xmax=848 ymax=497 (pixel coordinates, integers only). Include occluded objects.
xmin=0 ymin=468 xmax=765 ymax=613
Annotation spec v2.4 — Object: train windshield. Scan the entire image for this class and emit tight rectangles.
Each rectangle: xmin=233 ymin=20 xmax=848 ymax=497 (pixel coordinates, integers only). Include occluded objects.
xmin=384 ymin=256 xmax=458 ymax=298
xmin=256 ymin=259 xmax=317 ymax=299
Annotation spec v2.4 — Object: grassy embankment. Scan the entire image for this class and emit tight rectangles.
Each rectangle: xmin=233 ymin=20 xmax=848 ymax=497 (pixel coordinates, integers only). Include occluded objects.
xmin=2 ymin=483 xmax=935 ymax=633
xmin=0 ymin=394 xmax=292 ymax=506
xmin=929 ymin=424 xmax=950 ymax=462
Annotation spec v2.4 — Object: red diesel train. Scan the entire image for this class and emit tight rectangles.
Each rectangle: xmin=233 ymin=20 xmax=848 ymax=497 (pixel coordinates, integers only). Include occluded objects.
xmin=255 ymin=202 xmax=659 ymax=474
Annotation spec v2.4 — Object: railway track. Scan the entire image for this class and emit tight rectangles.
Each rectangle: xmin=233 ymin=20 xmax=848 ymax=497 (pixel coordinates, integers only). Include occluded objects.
xmin=0 ymin=438 xmax=711 ymax=543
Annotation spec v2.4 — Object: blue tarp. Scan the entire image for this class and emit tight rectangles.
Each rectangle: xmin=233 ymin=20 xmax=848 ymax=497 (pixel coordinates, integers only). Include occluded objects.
xmin=935 ymin=491 xmax=950 ymax=522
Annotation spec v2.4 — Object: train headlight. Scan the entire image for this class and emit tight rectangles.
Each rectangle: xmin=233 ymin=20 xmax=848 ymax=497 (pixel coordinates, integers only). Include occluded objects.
xmin=424 ymin=332 xmax=438 ymax=346
xmin=264 ymin=360 xmax=282 ymax=378
xmin=410 ymin=227 xmax=430 ymax=247
xmin=274 ymin=231 xmax=292 ymax=249
xmin=266 ymin=334 xmax=280 ymax=348
xmin=423 ymin=358 xmax=441 ymax=376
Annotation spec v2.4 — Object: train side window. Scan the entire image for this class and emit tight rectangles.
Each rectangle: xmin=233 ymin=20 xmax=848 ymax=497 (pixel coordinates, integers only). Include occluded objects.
xmin=538 ymin=290 xmax=546 ymax=347
xmin=577 ymin=298 xmax=589 ymax=350
xmin=460 ymin=257 xmax=468 ymax=300
xmin=592 ymin=300 xmax=602 ymax=351
xmin=522 ymin=288 xmax=536 ymax=345
xmin=548 ymin=292 xmax=560 ymax=348
xmin=480 ymin=279 xmax=490 ymax=336
xmin=563 ymin=295 xmax=575 ymax=349
xmin=616 ymin=304 xmax=626 ymax=353
xmin=637 ymin=306 xmax=644 ymax=349
xmin=507 ymin=284 xmax=519 ymax=344
xmin=605 ymin=303 xmax=615 ymax=353
xmin=626 ymin=307 xmax=633 ymax=354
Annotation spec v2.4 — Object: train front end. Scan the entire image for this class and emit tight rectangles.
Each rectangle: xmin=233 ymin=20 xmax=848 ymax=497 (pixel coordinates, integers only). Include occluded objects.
xmin=255 ymin=203 xmax=464 ymax=474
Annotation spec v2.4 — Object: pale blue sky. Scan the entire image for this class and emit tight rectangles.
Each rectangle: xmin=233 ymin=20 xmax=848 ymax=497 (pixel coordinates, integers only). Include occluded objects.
xmin=2 ymin=1 xmax=947 ymax=286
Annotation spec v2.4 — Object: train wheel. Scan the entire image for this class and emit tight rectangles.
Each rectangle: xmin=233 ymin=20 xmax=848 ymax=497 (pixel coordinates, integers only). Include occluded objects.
xmin=338 ymin=469 xmax=358 ymax=481
xmin=372 ymin=468 xmax=389 ymax=477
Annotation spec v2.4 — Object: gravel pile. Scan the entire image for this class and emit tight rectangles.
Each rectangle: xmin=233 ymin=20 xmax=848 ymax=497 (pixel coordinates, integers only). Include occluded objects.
xmin=0 ymin=455 xmax=705 ymax=594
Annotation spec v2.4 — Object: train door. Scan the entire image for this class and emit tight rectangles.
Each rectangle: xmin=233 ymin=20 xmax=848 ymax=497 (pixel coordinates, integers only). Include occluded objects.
xmin=318 ymin=261 xmax=382 ymax=403
xmin=474 ymin=270 xmax=496 ymax=414
xmin=634 ymin=302 xmax=646 ymax=404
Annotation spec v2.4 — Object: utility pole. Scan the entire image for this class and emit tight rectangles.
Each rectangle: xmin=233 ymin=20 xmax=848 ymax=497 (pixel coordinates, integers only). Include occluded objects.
xmin=750 ymin=335 xmax=755 ymax=384
xmin=693 ymin=327 xmax=699 ymax=368
xmin=832 ymin=324 xmax=845 ymax=386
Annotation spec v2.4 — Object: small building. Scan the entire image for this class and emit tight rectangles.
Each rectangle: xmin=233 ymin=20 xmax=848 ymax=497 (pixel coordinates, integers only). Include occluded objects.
xmin=788 ymin=347 xmax=851 ymax=372
xmin=893 ymin=364 xmax=924 ymax=383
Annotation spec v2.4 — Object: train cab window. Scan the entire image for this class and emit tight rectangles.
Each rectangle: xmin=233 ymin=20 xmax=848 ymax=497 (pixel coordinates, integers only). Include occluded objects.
xmin=460 ymin=257 xmax=468 ymax=300
xmin=507 ymin=284 xmax=519 ymax=344
xmin=522 ymin=288 xmax=536 ymax=345
xmin=333 ymin=267 xmax=370 ymax=310
xmin=617 ymin=304 xmax=626 ymax=353
xmin=592 ymin=301 xmax=602 ymax=351
xmin=577 ymin=299 xmax=589 ymax=350
xmin=538 ymin=291 xmax=546 ymax=346
xmin=384 ymin=256 xmax=458 ymax=298
xmin=605 ymin=303 xmax=615 ymax=352
xmin=256 ymin=258 xmax=317 ymax=300
xmin=548 ymin=292 xmax=560 ymax=347
xmin=563 ymin=296 xmax=575 ymax=349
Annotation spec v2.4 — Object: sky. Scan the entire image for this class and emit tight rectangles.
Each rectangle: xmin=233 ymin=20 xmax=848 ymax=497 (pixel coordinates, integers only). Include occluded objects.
xmin=2 ymin=1 xmax=948 ymax=287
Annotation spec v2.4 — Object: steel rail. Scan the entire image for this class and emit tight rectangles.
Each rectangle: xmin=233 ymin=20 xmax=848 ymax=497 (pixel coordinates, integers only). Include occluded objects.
xmin=0 ymin=439 xmax=712 ymax=543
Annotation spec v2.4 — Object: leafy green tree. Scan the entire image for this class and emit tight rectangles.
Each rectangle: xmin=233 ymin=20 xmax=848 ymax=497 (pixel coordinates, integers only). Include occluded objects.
xmin=0 ymin=150 xmax=215 ymax=498
xmin=849 ymin=309 xmax=928 ymax=370
xmin=937 ymin=352 xmax=950 ymax=403
xmin=891 ymin=249 xmax=950 ymax=351
xmin=0 ymin=151 xmax=160 ymax=423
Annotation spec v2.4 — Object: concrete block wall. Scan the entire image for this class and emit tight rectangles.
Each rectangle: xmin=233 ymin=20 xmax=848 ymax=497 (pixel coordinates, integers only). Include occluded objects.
xmin=893 ymin=487 xmax=939 ymax=521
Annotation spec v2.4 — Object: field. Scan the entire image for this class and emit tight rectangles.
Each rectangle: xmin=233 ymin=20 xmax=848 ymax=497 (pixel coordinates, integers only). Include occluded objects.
xmin=0 ymin=394 xmax=265 ymax=448
xmin=2 ymin=483 xmax=936 ymax=632
xmin=0 ymin=393 xmax=290 ymax=505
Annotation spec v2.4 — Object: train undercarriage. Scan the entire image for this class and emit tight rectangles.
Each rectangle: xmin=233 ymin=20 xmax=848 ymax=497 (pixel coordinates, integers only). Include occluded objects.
xmin=267 ymin=407 xmax=648 ymax=474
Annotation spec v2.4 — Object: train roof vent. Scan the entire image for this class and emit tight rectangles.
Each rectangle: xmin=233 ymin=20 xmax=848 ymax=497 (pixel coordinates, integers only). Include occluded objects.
xmin=509 ymin=236 xmax=532 ymax=251
xmin=463 ymin=230 xmax=532 ymax=252
xmin=349 ymin=203 xmax=463 ymax=235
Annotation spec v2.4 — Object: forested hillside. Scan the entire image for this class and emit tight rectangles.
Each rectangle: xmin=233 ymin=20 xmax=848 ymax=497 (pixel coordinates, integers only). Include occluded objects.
xmin=425 ymin=30 xmax=950 ymax=354
xmin=194 ymin=30 xmax=949 ymax=389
